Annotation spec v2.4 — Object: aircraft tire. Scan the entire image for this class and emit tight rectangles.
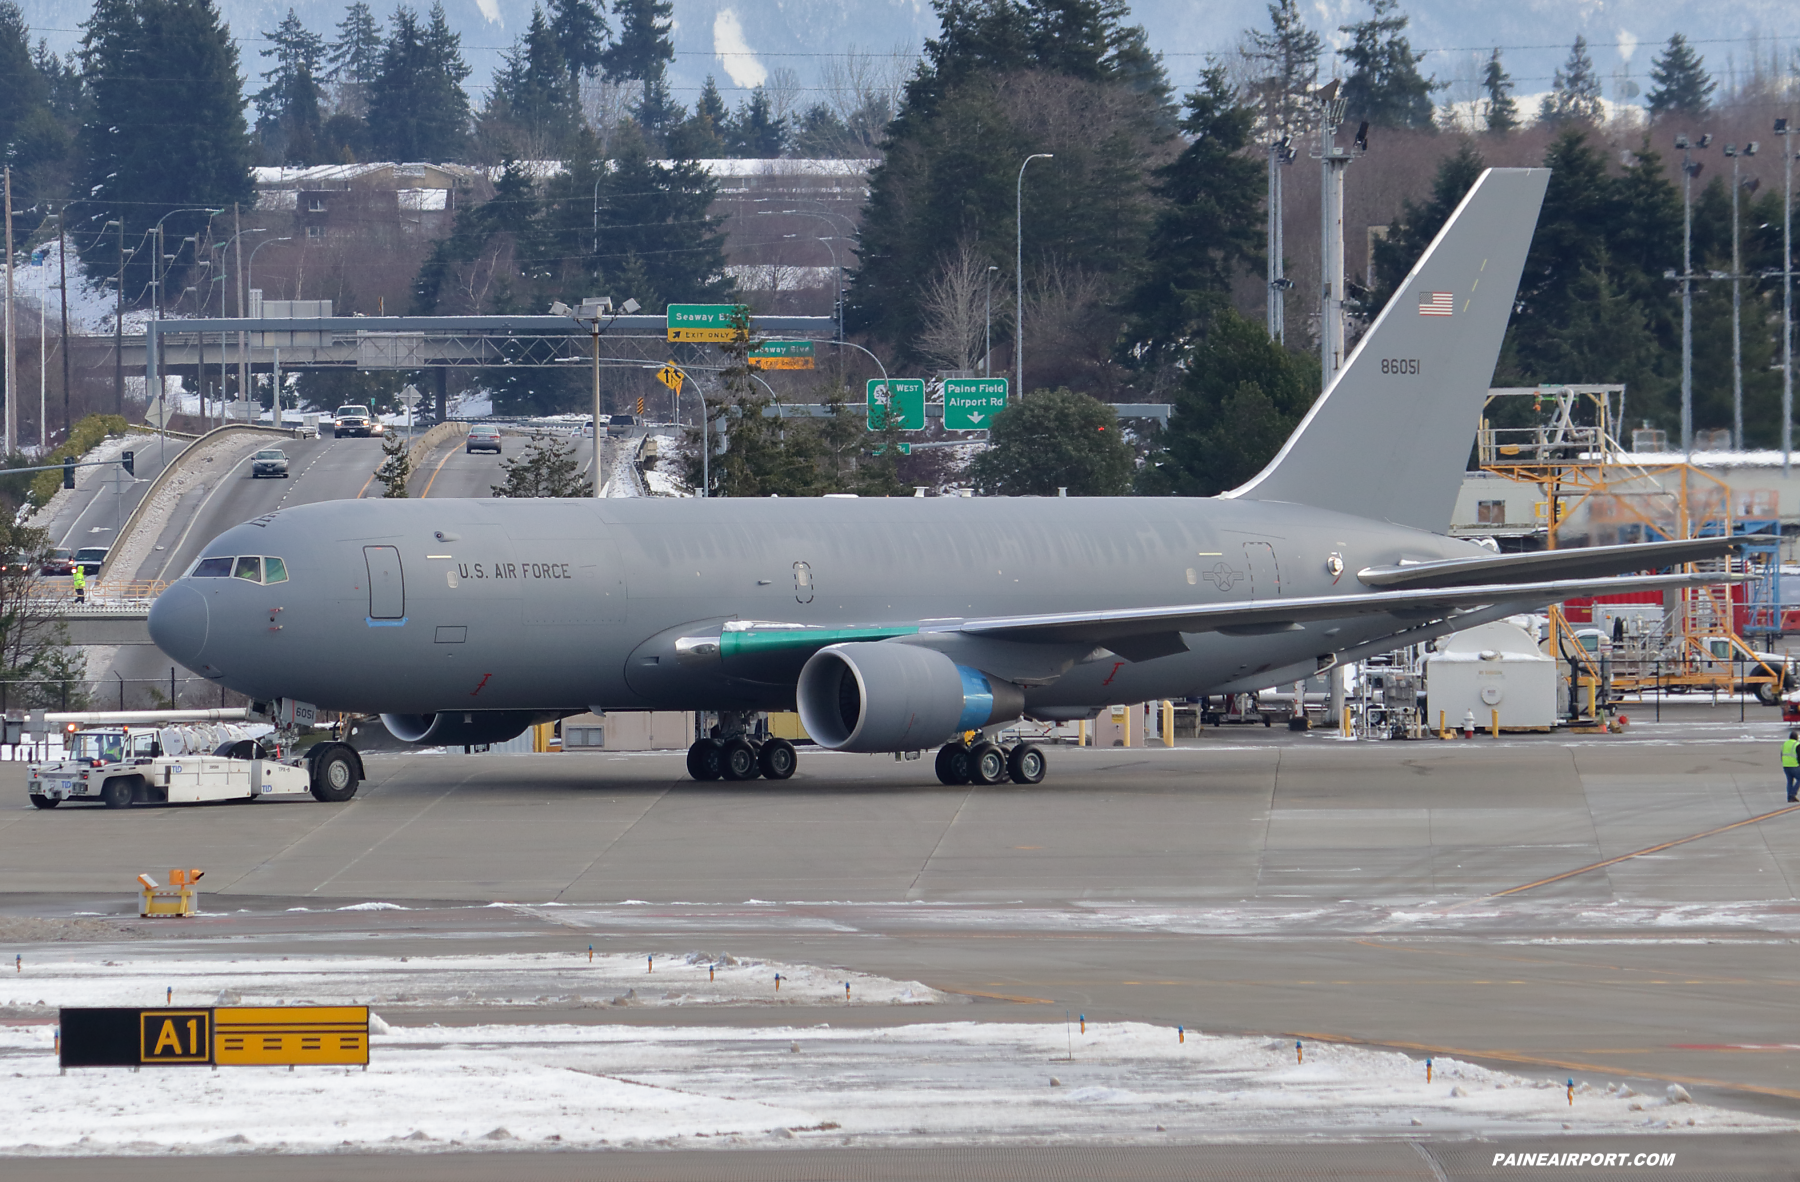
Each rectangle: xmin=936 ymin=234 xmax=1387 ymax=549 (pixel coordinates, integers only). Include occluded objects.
xmin=309 ymin=746 xmax=361 ymax=802
xmin=758 ymin=738 xmax=797 ymax=780
xmin=935 ymin=743 xmax=972 ymax=785
xmin=1007 ymin=743 xmax=1046 ymax=785
xmin=720 ymin=738 xmax=760 ymax=781
xmin=100 ymin=778 xmax=133 ymax=808
xmin=29 ymin=794 xmax=57 ymax=809
xmin=968 ymin=742 xmax=1009 ymax=786
xmin=686 ymin=739 xmax=725 ymax=781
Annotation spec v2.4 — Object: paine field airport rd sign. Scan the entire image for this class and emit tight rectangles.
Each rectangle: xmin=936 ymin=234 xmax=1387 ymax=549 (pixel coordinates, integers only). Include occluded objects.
xmin=943 ymin=377 xmax=1009 ymax=430
xmin=748 ymin=340 xmax=816 ymax=370
xmin=866 ymin=379 xmax=926 ymax=431
xmin=666 ymin=303 xmax=748 ymax=342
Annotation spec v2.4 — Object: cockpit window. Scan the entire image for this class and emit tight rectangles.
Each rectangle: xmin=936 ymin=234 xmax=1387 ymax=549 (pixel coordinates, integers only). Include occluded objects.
xmin=191 ymin=555 xmax=288 ymax=582
xmin=264 ymin=557 xmax=288 ymax=583
xmin=192 ymin=557 xmax=232 ymax=577
xmin=233 ymin=556 xmax=263 ymax=583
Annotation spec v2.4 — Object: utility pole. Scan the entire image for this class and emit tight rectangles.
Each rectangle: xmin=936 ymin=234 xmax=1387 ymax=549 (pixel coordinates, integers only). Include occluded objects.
xmin=1313 ymin=88 xmax=1358 ymax=390
xmin=1780 ymin=117 xmax=1795 ymax=476
xmin=111 ymin=217 xmax=125 ymax=416
xmin=58 ymin=206 xmax=69 ymax=440
xmin=1266 ymin=133 xmax=1294 ymax=343
xmin=3 ymin=166 xmax=13 ymax=457
xmin=235 ymin=203 xmax=246 ymax=415
xmin=1676 ymin=133 xmax=1710 ymax=458
xmin=985 ymin=265 xmax=997 ymax=377
xmin=1015 ymin=153 xmax=1053 ymax=403
xmin=1726 ymin=142 xmax=1758 ymax=450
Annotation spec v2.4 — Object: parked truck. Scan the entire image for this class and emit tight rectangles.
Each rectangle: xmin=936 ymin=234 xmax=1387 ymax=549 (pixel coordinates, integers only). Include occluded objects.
xmin=26 ymin=724 xmax=362 ymax=809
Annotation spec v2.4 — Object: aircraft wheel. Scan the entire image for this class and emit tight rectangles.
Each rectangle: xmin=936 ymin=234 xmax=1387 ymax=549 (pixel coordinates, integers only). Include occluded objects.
xmin=935 ymin=743 xmax=971 ymax=785
xmin=686 ymin=739 xmax=725 ymax=781
xmin=1007 ymin=743 xmax=1047 ymax=785
xmin=758 ymin=738 xmax=797 ymax=780
xmin=29 ymin=794 xmax=57 ymax=809
xmin=100 ymin=778 xmax=132 ymax=809
xmin=720 ymin=738 xmax=761 ymax=781
xmin=968 ymin=741 xmax=1009 ymax=786
xmin=310 ymin=746 xmax=361 ymax=802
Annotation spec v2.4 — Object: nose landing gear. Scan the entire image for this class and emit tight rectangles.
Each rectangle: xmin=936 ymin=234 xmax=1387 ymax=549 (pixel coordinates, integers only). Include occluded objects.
xmin=934 ymin=741 xmax=1046 ymax=785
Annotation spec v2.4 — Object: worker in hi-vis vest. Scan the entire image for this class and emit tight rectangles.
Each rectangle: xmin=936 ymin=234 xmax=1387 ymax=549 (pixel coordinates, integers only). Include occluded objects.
xmin=1783 ymin=730 xmax=1800 ymax=803
xmin=70 ymin=563 xmax=86 ymax=604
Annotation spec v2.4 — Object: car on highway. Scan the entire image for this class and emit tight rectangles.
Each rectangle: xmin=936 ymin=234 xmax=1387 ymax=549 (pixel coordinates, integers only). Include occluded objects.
xmin=606 ymin=414 xmax=635 ymax=436
xmin=73 ymin=546 xmax=107 ymax=575
xmin=40 ymin=548 xmax=74 ymax=576
xmin=333 ymin=405 xmax=375 ymax=438
xmin=466 ymin=425 xmax=503 ymax=454
xmin=251 ymin=448 xmax=290 ymax=478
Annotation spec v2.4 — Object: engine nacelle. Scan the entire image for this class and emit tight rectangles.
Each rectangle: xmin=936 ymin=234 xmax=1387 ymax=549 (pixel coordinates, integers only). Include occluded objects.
xmin=380 ymin=710 xmax=555 ymax=746
xmin=796 ymin=642 xmax=1023 ymax=753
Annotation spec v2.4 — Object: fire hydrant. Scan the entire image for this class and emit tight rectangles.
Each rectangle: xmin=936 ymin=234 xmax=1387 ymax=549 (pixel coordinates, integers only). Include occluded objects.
xmin=1462 ymin=709 xmax=1476 ymax=739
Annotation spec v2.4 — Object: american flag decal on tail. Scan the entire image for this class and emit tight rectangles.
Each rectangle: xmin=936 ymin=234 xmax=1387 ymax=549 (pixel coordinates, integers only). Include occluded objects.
xmin=1418 ymin=291 xmax=1454 ymax=316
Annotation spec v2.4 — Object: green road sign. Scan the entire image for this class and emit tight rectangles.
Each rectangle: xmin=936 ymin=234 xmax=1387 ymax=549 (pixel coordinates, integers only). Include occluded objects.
xmin=866 ymin=379 xmax=925 ymax=431
xmin=869 ymin=442 xmax=912 ymax=456
xmin=942 ymin=377 xmax=1009 ymax=430
xmin=749 ymin=340 xmax=816 ymax=370
xmin=666 ymin=304 xmax=748 ymax=342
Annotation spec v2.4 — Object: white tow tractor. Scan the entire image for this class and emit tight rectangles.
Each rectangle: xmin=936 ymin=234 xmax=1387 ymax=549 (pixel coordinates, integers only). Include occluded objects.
xmin=26 ymin=722 xmax=363 ymax=810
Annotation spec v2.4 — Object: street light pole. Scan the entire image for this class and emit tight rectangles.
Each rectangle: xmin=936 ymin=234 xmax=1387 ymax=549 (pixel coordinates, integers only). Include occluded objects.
xmin=1016 ymin=153 xmax=1053 ymax=403
xmin=1677 ymin=132 xmax=1709 ymax=458
xmin=985 ymin=265 xmax=998 ymax=377
xmin=1780 ymin=116 xmax=1794 ymax=475
xmin=106 ymin=219 xmax=127 ymax=416
xmin=245 ymin=236 xmax=291 ymax=417
xmin=1726 ymin=142 xmax=1756 ymax=451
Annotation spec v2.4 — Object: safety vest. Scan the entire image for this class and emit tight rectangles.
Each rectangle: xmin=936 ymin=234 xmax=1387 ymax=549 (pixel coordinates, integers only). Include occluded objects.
xmin=70 ymin=566 xmax=84 ymax=590
xmin=1784 ymin=738 xmax=1799 ymax=768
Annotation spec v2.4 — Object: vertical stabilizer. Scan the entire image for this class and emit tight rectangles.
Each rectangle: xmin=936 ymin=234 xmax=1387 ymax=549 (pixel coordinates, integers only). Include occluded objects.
xmin=1226 ymin=167 xmax=1549 ymax=532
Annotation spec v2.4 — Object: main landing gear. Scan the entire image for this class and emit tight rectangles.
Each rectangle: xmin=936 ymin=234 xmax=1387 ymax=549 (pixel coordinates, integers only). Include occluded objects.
xmin=686 ymin=736 xmax=798 ymax=782
xmin=935 ymin=740 xmax=1046 ymax=786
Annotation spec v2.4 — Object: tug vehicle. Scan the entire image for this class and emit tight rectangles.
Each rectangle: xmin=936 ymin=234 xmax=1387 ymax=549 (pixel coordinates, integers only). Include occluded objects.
xmin=26 ymin=723 xmax=362 ymax=809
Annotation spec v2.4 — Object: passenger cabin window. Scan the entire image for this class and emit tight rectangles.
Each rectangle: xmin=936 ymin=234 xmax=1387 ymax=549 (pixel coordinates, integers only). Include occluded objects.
xmin=192 ymin=557 xmax=233 ymax=577
xmin=233 ymin=556 xmax=263 ymax=582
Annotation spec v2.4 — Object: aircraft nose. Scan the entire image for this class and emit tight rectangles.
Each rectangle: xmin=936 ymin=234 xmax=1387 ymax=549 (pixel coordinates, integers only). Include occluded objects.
xmin=149 ymin=583 xmax=209 ymax=667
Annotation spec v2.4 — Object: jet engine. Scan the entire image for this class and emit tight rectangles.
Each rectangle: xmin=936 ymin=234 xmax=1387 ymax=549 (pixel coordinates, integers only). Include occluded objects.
xmin=380 ymin=710 xmax=559 ymax=746
xmin=796 ymin=642 xmax=1023 ymax=753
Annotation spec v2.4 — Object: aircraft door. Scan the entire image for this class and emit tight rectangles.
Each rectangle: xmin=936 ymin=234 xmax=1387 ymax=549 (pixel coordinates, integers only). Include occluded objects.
xmin=1242 ymin=541 xmax=1281 ymax=597
xmin=364 ymin=546 xmax=405 ymax=619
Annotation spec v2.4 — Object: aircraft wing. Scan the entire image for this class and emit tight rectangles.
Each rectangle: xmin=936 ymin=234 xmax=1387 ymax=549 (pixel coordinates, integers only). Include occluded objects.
xmin=944 ymin=570 xmax=1734 ymax=662
xmin=1355 ymin=536 xmax=1737 ymax=590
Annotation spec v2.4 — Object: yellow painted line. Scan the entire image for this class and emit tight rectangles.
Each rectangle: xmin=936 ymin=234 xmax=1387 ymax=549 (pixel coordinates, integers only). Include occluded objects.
xmin=355 ymin=468 xmax=377 ymax=498
xmin=936 ymin=986 xmax=1054 ymax=1004
xmin=1449 ymin=802 xmax=1800 ymax=907
xmin=1289 ymin=1031 xmax=1800 ymax=1102
xmin=419 ymin=445 xmax=460 ymax=498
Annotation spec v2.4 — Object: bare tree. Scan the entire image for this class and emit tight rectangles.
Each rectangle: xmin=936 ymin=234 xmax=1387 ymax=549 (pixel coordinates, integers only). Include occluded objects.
xmin=916 ymin=242 xmax=995 ymax=372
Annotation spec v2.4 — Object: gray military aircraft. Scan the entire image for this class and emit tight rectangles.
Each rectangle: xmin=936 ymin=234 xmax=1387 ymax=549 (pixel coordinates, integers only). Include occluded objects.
xmin=147 ymin=167 xmax=1737 ymax=794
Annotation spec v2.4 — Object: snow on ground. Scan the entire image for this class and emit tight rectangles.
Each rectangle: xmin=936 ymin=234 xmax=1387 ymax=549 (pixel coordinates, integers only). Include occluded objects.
xmin=643 ymin=434 xmax=690 ymax=496
xmin=0 ymin=1019 xmax=1780 ymax=1154
xmin=0 ymin=950 xmax=944 ymax=1012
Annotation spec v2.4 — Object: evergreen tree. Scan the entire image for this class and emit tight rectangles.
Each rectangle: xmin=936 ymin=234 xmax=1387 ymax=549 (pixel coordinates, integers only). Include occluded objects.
xmin=1646 ymin=34 xmax=1715 ymax=120
xmin=601 ymin=0 xmax=672 ymax=83
xmin=666 ymin=76 xmax=726 ymax=157
xmin=790 ymin=102 xmax=851 ymax=157
xmin=548 ymin=0 xmax=606 ymax=82
xmin=1480 ymin=48 xmax=1516 ymax=133
xmin=725 ymin=87 xmax=786 ymax=156
xmin=492 ymin=432 xmax=586 ymax=496
xmin=0 ymin=2 xmax=71 ymax=209
xmin=326 ymin=2 xmax=382 ymax=114
xmin=629 ymin=74 xmax=684 ymax=148
xmin=968 ymin=387 xmax=1135 ymax=495
xmin=376 ymin=430 xmax=411 ymax=496
xmin=74 ymin=0 xmax=253 ymax=293
xmin=1538 ymin=35 xmax=1604 ymax=126
xmin=255 ymin=10 xmax=327 ymax=164
xmin=1245 ymin=0 xmax=1320 ymax=138
xmin=1121 ymin=66 xmax=1263 ymax=367
xmin=1136 ymin=308 xmax=1319 ymax=495
xmin=367 ymin=2 xmax=471 ymax=161
xmin=1337 ymin=0 xmax=1435 ymax=130
xmin=478 ymin=7 xmax=580 ymax=159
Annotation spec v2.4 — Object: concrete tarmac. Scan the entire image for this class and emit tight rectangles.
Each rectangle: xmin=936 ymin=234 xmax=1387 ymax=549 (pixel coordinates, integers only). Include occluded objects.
xmin=6 ymin=720 xmax=1800 ymax=1175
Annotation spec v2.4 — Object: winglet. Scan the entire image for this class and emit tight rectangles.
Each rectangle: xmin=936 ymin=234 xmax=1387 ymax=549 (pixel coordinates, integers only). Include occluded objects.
xmin=1226 ymin=167 xmax=1549 ymax=533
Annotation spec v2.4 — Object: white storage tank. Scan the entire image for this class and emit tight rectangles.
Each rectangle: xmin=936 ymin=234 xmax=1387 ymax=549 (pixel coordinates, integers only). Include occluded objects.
xmin=1425 ymin=620 xmax=1556 ymax=730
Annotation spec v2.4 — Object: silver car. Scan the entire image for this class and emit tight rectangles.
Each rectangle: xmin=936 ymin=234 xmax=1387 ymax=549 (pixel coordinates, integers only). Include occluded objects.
xmin=251 ymin=448 xmax=290 ymax=478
